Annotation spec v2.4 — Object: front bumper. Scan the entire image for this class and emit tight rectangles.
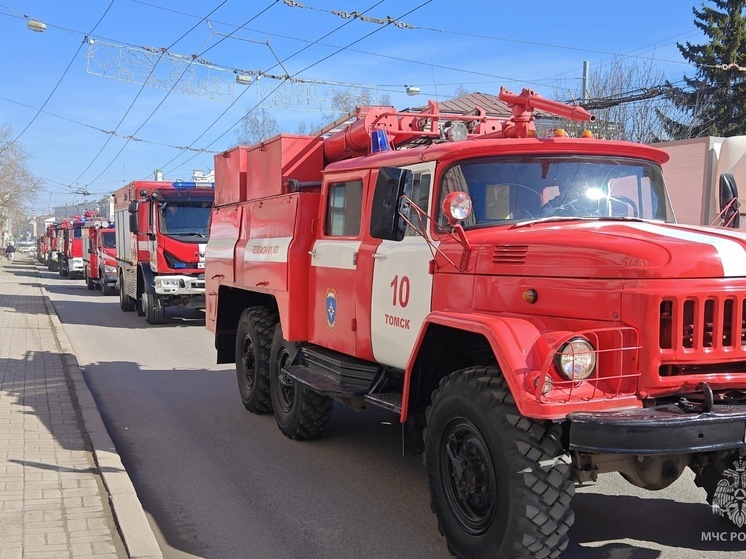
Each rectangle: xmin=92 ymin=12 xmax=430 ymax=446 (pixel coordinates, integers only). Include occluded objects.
xmin=568 ymin=404 xmax=746 ymax=455
xmin=154 ymin=274 xmax=205 ymax=296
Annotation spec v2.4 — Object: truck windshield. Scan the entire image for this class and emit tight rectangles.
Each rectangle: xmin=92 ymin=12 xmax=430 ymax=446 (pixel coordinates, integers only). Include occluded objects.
xmin=158 ymin=201 xmax=211 ymax=236
xmin=438 ymin=155 xmax=674 ymax=228
xmin=101 ymin=231 xmax=115 ymax=248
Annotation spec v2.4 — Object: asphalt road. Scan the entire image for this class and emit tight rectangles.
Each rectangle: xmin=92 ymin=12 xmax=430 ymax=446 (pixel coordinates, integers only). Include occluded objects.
xmin=37 ymin=262 xmax=745 ymax=559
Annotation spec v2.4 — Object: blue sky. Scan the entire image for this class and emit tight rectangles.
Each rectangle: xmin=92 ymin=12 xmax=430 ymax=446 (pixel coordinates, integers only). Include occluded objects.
xmin=0 ymin=0 xmax=706 ymax=215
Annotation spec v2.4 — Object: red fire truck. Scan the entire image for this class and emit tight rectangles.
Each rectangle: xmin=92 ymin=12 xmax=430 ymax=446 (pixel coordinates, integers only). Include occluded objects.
xmin=113 ymin=180 xmax=213 ymax=324
xmin=57 ymin=213 xmax=95 ymax=279
xmin=205 ymin=87 xmax=746 ymax=558
xmin=82 ymin=220 xmax=117 ymax=295
xmin=39 ymin=223 xmax=57 ymax=269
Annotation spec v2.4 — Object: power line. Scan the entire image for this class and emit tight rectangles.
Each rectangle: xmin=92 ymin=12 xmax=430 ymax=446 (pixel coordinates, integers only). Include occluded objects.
xmin=68 ymin=0 xmax=233 ymax=188
xmin=0 ymin=95 xmax=217 ymax=153
xmin=0 ymin=1 xmax=115 ymax=157
xmin=160 ymin=0 xmax=428 ymax=177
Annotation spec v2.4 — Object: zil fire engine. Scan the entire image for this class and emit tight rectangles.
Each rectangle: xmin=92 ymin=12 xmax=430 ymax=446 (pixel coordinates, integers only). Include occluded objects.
xmin=113 ymin=179 xmax=213 ymax=324
xmin=82 ymin=219 xmax=117 ymax=295
xmin=205 ymin=87 xmax=746 ymax=559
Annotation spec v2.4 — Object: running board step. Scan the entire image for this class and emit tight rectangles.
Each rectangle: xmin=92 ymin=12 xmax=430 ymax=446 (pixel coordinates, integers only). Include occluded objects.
xmin=364 ymin=392 xmax=402 ymax=414
xmin=282 ymin=365 xmax=367 ymax=398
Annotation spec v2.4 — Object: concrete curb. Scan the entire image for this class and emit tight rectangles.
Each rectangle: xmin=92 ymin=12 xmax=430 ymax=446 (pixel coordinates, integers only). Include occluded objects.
xmin=39 ymin=277 xmax=163 ymax=559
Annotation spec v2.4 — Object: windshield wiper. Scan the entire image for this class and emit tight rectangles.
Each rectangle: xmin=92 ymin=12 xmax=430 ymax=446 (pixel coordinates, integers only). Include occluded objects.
xmin=510 ymin=216 xmax=588 ymax=229
xmin=510 ymin=215 xmax=644 ymax=229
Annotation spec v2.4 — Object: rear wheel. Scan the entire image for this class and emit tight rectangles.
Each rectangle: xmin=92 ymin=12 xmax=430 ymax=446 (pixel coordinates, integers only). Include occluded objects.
xmin=119 ymin=273 xmax=136 ymax=311
xmin=143 ymin=292 xmax=164 ymax=324
xmin=425 ymin=367 xmax=574 ymax=559
xmin=269 ymin=327 xmax=332 ymax=440
xmin=86 ymin=272 xmax=95 ymax=290
xmin=235 ymin=307 xmax=277 ymax=414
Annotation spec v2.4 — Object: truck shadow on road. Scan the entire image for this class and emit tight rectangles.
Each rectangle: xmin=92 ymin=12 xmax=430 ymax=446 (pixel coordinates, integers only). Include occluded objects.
xmin=567 ymin=488 xmax=746 ymax=555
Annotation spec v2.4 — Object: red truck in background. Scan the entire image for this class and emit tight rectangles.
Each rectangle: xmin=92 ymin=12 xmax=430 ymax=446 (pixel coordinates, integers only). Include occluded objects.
xmin=206 ymin=87 xmax=746 ymax=559
xmin=82 ymin=220 xmax=118 ymax=295
xmin=113 ymin=180 xmax=213 ymax=324
xmin=57 ymin=213 xmax=97 ymax=279
xmin=38 ymin=223 xmax=57 ymax=270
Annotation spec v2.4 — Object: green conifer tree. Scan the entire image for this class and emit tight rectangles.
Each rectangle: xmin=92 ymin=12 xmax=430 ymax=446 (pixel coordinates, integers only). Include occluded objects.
xmin=663 ymin=0 xmax=746 ymax=138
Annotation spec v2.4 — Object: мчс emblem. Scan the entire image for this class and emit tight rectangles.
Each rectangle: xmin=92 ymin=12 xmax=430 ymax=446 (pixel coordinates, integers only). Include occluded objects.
xmin=325 ymin=288 xmax=337 ymax=331
xmin=712 ymin=455 xmax=746 ymax=528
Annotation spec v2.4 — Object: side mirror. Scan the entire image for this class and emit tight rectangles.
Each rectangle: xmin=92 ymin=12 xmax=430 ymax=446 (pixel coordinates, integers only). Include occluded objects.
xmin=128 ymin=201 xmax=140 ymax=235
xmin=719 ymin=173 xmax=741 ymax=228
xmin=370 ymin=167 xmax=413 ymax=241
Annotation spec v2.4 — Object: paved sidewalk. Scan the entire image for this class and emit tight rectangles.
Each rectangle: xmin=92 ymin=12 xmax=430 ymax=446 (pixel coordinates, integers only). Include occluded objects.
xmin=0 ymin=255 xmax=161 ymax=559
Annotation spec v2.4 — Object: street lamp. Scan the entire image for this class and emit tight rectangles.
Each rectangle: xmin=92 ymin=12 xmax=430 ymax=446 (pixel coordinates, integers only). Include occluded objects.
xmin=27 ymin=19 xmax=46 ymax=33
xmin=405 ymin=85 xmax=421 ymax=96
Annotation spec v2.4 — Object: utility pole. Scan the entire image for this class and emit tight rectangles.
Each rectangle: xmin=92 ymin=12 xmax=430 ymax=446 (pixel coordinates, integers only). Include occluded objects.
xmin=582 ymin=61 xmax=590 ymax=104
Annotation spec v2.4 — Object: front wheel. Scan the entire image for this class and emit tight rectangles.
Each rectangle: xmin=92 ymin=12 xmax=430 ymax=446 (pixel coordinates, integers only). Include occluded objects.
xmin=269 ymin=327 xmax=332 ymax=440
xmin=101 ymin=274 xmax=114 ymax=296
xmin=424 ymin=367 xmax=574 ymax=559
xmin=143 ymin=292 xmax=164 ymax=324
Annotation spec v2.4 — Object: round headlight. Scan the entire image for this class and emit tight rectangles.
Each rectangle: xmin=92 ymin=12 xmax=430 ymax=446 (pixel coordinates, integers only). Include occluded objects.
xmin=554 ymin=337 xmax=596 ymax=381
xmin=441 ymin=191 xmax=472 ymax=224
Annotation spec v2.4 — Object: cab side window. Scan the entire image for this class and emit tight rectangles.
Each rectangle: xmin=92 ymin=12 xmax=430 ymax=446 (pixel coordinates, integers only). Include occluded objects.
xmin=326 ymin=180 xmax=364 ymax=237
xmin=405 ymin=172 xmax=432 ymax=236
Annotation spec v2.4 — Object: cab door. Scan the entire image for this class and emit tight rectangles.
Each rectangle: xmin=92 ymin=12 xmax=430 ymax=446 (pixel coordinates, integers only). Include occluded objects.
xmin=370 ymin=164 xmax=437 ymax=369
xmin=309 ymin=172 xmax=369 ymax=355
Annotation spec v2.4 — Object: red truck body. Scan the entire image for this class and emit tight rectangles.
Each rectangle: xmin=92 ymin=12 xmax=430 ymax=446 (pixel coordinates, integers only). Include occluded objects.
xmin=206 ymin=88 xmax=746 ymax=558
xmin=82 ymin=221 xmax=117 ymax=295
xmin=56 ymin=215 xmax=92 ymax=279
xmin=113 ymin=180 xmax=213 ymax=324
xmin=38 ymin=224 xmax=57 ymax=269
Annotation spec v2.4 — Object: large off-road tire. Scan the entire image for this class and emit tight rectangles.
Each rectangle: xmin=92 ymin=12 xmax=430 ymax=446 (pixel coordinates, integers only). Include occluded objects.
xmin=119 ymin=273 xmax=136 ymax=312
xmin=143 ymin=292 xmax=164 ymax=324
xmin=235 ymin=307 xmax=278 ymax=414
xmin=86 ymin=272 xmax=95 ymax=290
xmin=269 ymin=327 xmax=332 ymax=440
xmin=424 ymin=366 xmax=574 ymax=559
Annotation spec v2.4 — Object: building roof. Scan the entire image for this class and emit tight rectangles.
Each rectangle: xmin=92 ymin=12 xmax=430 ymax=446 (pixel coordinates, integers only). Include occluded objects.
xmin=412 ymin=91 xmax=554 ymax=119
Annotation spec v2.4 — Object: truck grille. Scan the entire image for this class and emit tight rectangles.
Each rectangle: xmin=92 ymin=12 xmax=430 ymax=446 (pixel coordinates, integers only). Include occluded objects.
xmin=658 ymin=295 xmax=746 ymax=376
xmin=659 ymin=296 xmax=745 ymax=350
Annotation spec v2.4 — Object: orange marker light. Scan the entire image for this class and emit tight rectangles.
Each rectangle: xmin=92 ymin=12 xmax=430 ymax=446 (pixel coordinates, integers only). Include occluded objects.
xmin=581 ymin=130 xmax=594 ymax=138
xmin=554 ymin=129 xmax=567 ymax=137
xmin=522 ymin=289 xmax=538 ymax=304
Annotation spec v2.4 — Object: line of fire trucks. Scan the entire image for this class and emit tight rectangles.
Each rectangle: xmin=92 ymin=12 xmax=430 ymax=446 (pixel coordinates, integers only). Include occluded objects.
xmin=36 ymin=179 xmax=212 ymax=324
xmin=28 ymin=87 xmax=746 ymax=558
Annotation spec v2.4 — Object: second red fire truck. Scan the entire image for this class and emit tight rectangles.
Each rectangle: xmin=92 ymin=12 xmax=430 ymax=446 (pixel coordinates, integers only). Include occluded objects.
xmin=113 ymin=179 xmax=213 ymax=324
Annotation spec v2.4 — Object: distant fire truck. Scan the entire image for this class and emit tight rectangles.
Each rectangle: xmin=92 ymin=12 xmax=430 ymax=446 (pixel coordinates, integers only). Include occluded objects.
xmin=113 ymin=180 xmax=213 ymax=324
xmin=57 ymin=213 xmax=96 ymax=279
xmin=205 ymin=87 xmax=746 ymax=558
xmin=82 ymin=220 xmax=117 ymax=295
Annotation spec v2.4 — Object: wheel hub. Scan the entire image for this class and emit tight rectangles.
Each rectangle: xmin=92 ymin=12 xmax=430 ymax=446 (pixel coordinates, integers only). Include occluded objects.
xmin=442 ymin=419 xmax=496 ymax=534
